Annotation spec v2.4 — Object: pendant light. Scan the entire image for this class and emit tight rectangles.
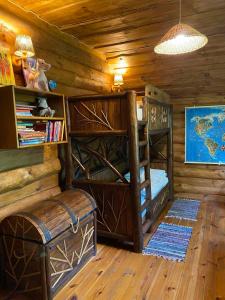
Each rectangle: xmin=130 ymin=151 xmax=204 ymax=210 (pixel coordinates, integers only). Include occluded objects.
xmin=154 ymin=0 xmax=208 ymax=55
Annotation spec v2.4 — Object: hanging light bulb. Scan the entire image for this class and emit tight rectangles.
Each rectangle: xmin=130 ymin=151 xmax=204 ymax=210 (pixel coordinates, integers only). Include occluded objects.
xmin=154 ymin=0 xmax=208 ymax=55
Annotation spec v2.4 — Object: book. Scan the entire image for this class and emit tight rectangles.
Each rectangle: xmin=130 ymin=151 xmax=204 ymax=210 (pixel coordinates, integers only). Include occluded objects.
xmin=16 ymin=103 xmax=36 ymax=109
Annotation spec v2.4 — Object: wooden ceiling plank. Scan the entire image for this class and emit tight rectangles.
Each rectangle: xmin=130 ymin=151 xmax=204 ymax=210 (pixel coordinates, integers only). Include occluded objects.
xmin=60 ymin=1 xmax=183 ymax=32
xmin=80 ymin=9 xmax=225 ymax=48
xmin=39 ymin=0 xmax=165 ymax=24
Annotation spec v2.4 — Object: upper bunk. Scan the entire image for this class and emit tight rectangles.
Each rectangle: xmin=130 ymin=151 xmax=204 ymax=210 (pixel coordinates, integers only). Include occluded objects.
xmin=67 ymin=89 xmax=172 ymax=138
xmin=144 ymin=84 xmax=172 ymax=135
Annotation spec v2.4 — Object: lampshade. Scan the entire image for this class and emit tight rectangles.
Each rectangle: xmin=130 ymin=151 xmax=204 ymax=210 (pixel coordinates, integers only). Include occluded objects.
xmin=154 ymin=23 xmax=208 ymax=55
xmin=114 ymin=73 xmax=124 ymax=86
xmin=14 ymin=35 xmax=35 ymax=58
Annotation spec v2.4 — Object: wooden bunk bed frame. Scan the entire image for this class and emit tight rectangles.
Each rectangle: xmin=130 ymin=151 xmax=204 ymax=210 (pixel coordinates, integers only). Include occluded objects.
xmin=65 ymin=89 xmax=173 ymax=252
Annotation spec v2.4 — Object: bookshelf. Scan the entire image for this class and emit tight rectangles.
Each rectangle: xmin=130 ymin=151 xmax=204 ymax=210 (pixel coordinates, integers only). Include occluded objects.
xmin=0 ymin=85 xmax=68 ymax=149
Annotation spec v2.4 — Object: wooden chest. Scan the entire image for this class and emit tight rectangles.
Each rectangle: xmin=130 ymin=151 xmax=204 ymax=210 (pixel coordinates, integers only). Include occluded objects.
xmin=0 ymin=189 xmax=97 ymax=300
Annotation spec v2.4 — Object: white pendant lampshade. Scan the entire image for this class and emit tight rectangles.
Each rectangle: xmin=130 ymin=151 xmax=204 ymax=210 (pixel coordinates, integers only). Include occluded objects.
xmin=14 ymin=35 xmax=35 ymax=58
xmin=154 ymin=0 xmax=208 ymax=55
xmin=154 ymin=23 xmax=208 ymax=55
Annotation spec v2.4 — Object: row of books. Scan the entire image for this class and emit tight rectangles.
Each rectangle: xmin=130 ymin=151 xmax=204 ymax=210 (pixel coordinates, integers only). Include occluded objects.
xmin=17 ymin=120 xmax=64 ymax=146
xmin=17 ymin=121 xmax=46 ymax=146
xmin=16 ymin=102 xmax=35 ymax=117
xmin=46 ymin=121 xmax=64 ymax=142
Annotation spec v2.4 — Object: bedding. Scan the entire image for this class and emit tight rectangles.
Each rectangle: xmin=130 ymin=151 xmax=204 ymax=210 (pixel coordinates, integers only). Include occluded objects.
xmin=123 ymin=167 xmax=169 ymax=220
xmin=124 ymin=167 xmax=168 ymax=199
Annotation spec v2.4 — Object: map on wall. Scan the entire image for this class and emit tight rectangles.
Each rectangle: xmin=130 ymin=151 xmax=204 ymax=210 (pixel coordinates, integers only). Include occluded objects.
xmin=185 ymin=106 xmax=225 ymax=164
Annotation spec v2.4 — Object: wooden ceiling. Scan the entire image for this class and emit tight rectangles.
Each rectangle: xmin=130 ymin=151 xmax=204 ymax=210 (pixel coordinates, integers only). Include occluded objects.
xmin=8 ymin=0 xmax=225 ymax=97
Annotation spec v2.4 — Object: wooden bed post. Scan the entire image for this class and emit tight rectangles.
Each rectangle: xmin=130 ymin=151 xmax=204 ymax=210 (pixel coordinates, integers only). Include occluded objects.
xmin=168 ymin=104 xmax=173 ymax=200
xmin=127 ymin=90 xmax=143 ymax=252
xmin=65 ymin=97 xmax=73 ymax=189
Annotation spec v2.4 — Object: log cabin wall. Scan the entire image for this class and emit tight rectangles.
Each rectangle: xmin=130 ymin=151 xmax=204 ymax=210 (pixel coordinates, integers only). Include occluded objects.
xmin=173 ymin=96 xmax=225 ymax=202
xmin=0 ymin=3 xmax=112 ymax=221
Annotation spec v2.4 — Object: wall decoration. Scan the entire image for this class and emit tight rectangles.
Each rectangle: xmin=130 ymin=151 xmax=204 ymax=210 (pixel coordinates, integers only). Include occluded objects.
xmin=22 ymin=57 xmax=38 ymax=89
xmin=36 ymin=58 xmax=51 ymax=91
xmin=49 ymin=79 xmax=57 ymax=91
xmin=185 ymin=106 xmax=225 ymax=164
xmin=0 ymin=48 xmax=15 ymax=85
xmin=22 ymin=57 xmax=51 ymax=91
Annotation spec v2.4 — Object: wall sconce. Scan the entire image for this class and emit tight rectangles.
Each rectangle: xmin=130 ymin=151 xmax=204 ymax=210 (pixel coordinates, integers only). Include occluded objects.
xmin=14 ymin=35 xmax=35 ymax=58
xmin=113 ymin=73 xmax=124 ymax=92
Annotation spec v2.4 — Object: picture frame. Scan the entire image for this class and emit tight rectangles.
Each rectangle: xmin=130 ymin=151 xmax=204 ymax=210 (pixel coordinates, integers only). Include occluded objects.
xmin=0 ymin=47 xmax=15 ymax=85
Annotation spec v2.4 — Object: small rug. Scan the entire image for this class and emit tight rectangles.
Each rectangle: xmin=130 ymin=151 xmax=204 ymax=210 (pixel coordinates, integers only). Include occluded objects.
xmin=143 ymin=222 xmax=192 ymax=262
xmin=165 ymin=198 xmax=200 ymax=221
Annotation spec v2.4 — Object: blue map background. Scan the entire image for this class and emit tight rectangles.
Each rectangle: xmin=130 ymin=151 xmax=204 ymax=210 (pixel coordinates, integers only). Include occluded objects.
xmin=185 ymin=106 xmax=225 ymax=164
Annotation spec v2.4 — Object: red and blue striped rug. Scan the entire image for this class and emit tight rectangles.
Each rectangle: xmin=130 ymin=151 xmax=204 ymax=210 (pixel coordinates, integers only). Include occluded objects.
xmin=166 ymin=198 xmax=200 ymax=221
xmin=143 ymin=222 xmax=192 ymax=261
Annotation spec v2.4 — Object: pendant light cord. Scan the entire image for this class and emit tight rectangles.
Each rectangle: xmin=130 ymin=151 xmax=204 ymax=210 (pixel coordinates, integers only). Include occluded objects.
xmin=179 ymin=0 xmax=182 ymax=23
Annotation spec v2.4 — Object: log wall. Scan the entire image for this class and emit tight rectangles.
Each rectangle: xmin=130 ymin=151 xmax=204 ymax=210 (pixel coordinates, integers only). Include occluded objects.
xmin=173 ymin=96 xmax=225 ymax=202
xmin=0 ymin=4 xmax=112 ymax=220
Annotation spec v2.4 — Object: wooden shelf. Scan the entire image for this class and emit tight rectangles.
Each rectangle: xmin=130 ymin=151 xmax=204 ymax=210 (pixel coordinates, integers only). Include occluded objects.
xmin=17 ymin=116 xmax=65 ymax=121
xmin=14 ymin=85 xmax=63 ymax=98
xmin=0 ymin=85 xmax=68 ymax=149
xmin=19 ymin=141 xmax=68 ymax=149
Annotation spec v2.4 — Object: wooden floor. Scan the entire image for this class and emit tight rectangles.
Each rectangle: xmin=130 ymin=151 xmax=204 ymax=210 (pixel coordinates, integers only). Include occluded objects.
xmin=1 ymin=199 xmax=224 ymax=300
xmin=54 ymin=199 xmax=225 ymax=300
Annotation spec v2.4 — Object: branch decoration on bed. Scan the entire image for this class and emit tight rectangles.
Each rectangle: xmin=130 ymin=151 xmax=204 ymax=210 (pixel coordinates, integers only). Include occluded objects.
xmin=185 ymin=105 xmax=225 ymax=164
xmin=74 ymin=102 xmax=114 ymax=130
xmin=71 ymin=136 xmax=128 ymax=183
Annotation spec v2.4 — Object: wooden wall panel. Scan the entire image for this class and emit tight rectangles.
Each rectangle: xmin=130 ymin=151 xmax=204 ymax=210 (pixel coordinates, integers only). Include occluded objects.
xmin=172 ymin=96 xmax=225 ymax=202
xmin=0 ymin=3 xmax=112 ymax=220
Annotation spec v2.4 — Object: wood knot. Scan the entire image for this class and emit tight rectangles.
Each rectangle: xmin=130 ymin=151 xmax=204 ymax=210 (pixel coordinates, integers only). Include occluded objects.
xmin=123 ymin=269 xmax=135 ymax=277
xmin=167 ymin=287 xmax=175 ymax=291
xmin=95 ymin=257 xmax=102 ymax=262
xmin=97 ymin=270 xmax=103 ymax=276
xmin=69 ymin=283 xmax=78 ymax=288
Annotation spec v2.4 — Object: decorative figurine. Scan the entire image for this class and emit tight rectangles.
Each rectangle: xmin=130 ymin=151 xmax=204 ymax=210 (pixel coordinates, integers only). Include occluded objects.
xmin=22 ymin=58 xmax=39 ymax=89
xmin=34 ymin=97 xmax=55 ymax=117
xmin=36 ymin=58 xmax=51 ymax=91
xmin=49 ymin=79 xmax=57 ymax=91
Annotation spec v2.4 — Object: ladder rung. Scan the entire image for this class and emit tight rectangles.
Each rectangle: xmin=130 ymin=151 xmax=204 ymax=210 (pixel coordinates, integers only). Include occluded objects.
xmin=138 ymin=120 xmax=148 ymax=126
xmin=140 ymin=180 xmax=150 ymax=190
xmin=139 ymin=140 xmax=147 ymax=147
xmin=139 ymin=160 xmax=148 ymax=168
xmin=141 ymin=199 xmax=151 ymax=212
xmin=142 ymin=218 xmax=152 ymax=234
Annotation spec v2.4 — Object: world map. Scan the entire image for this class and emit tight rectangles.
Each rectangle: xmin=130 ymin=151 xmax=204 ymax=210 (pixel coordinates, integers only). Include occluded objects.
xmin=185 ymin=106 xmax=225 ymax=164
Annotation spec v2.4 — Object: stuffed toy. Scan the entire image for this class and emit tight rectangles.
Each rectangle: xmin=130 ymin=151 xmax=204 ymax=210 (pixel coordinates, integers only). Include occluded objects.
xmin=36 ymin=58 xmax=51 ymax=91
xmin=34 ymin=97 xmax=55 ymax=117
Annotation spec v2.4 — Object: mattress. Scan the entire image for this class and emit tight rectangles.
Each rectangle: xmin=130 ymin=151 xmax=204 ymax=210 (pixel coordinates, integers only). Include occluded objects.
xmin=123 ymin=167 xmax=169 ymax=220
xmin=124 ymin=167 xmax=168 ymax=199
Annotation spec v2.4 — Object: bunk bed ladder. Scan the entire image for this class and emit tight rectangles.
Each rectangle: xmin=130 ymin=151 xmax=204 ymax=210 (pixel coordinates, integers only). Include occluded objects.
xmin=128 ymin=92 xmax=152 ymax=252
xmin=138 ymin=97 xmax=152 ymax=236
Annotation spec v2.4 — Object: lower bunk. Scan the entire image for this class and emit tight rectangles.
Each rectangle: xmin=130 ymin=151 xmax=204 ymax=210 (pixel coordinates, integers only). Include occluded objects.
xmin=72 ymin=167 xmax=171 ymax=251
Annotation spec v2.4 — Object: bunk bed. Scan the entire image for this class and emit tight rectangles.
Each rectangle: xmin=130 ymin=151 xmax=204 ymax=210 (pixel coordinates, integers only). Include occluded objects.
xmin=65 ymin=87 xmax=173 ymax=252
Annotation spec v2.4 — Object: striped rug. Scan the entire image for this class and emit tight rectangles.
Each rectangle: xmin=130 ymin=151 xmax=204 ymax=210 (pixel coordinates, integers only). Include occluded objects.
xmin=166 ymin=199 xmax=200 ymax=221
xmin=143 ymin=222 xmax=192 ymax=262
